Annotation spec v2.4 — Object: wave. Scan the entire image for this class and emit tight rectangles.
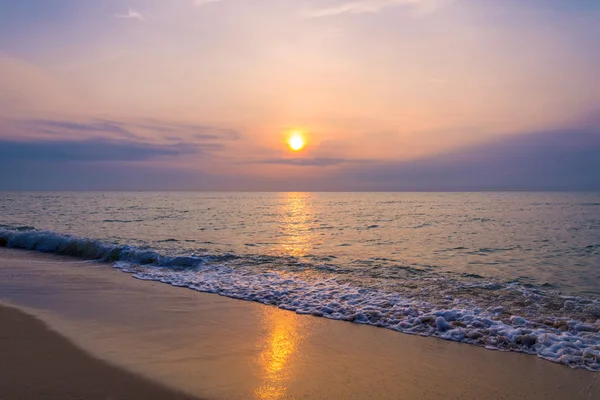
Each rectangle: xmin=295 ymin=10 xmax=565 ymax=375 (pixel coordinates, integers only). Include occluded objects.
xmin=0 ymin=227 xmax=229 ymax=268
xmin=1 ymin=227 xmax=599 ymax=371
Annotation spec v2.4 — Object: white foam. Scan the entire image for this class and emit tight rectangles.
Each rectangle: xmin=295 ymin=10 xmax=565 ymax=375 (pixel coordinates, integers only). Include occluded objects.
xmin=114 ymin=261 xmax=600 ymax=371
xmin=2 ymin=227 xmax=599 ymax=371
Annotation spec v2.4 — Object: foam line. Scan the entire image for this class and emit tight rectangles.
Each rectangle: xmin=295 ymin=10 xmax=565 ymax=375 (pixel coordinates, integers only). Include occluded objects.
xmin=1 ymin=227 xmax=599 ymax=371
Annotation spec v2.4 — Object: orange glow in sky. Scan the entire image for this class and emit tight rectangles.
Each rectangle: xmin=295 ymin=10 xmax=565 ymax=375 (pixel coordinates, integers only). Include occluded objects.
xmin=1 ymin=0 xmax=599 ymax=190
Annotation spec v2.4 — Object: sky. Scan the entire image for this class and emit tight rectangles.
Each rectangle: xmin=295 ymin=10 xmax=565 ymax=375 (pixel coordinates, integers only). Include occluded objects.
xmin=0 ymin=0 xmax=599 ymax=191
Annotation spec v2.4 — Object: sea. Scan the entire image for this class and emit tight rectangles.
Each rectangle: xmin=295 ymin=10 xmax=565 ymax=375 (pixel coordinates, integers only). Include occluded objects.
xmin=1 ymin=191 xmax=599 ymax=370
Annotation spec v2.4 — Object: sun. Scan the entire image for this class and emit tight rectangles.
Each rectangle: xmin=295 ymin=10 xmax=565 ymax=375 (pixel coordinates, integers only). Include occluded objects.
xmin=287 ymin=131 xmax=306 ymax=151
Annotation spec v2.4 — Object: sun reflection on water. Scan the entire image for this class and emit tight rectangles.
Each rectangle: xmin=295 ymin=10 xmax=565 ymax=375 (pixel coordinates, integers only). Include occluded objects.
xmin=254 ymin=193 xmax=314 ymax=399
xmin=254 ymin=309 xmax=301 ymax=400
xmin=279 ymin=193 xmax=316 ymax=258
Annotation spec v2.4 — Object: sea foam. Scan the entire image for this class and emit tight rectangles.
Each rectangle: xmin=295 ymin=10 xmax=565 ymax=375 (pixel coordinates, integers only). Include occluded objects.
xmin=1 ymin=227 xmax=599 ymax=371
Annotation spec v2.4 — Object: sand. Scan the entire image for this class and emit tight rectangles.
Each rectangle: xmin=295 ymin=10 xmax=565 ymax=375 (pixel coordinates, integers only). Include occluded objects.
xmin=0 ymin=247 xmax=598 ymax=399
xmin=0 ymin=303 xmax=197 ymax=399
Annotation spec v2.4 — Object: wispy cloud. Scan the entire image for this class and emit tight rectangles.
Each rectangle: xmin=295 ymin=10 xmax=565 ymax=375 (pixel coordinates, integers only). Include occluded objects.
xmin=114 ymin=8 xmax=146 ymax=21
xmin=30 ymin=119 xmax=139 ymax=139
xmin=0 ymin=138 xmax=204 ymax=163
xmin=337 ymin=129 xmax=600 ymax=191
xmin=256 ymin=157 xmax=371 ymax=167
xmin=304 ymin=0 xmax=453 ymax=18
xmin=130 ymin=119 xmax=241 ymax=141
xmin=194 ymin=0 xmax=223 ymax=6
xmin=21 ymin=118 xmax=241 ymax=143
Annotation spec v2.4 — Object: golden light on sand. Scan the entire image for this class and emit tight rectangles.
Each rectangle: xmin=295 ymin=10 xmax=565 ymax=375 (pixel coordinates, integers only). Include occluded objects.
xmin=287 ymin=131 xmax=306 ymax=152
xmin=255 ymin=310 xmax=301 ymax=400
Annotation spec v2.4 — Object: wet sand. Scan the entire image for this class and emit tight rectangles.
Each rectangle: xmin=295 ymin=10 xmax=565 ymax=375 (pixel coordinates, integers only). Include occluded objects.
xmin=0 ymin=303 xmax=197 ymax=399
xmin=0 ymin=247 xmax=598 ymax=399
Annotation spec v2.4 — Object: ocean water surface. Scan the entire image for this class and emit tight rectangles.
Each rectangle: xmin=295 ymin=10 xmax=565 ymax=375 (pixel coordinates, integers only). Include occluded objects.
xmin=1 ymin=192 xmax=599 ymax=370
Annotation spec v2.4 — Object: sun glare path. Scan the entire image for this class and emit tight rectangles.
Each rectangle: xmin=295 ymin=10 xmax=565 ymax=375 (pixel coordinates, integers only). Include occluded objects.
xmin=287 ymin=131 xmax=305 ymax=152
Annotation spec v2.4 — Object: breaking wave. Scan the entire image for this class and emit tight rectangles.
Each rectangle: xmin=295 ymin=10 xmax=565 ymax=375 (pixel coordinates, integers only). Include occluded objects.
xmin=1 ymin=227 xmax=599 ymax=371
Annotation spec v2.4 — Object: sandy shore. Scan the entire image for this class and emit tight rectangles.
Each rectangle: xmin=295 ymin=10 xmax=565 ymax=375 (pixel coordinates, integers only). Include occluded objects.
xmin=0 ymin=303 xmax=197 ymax=399
xmin=0 ymin=247 xmax=598 ymax=399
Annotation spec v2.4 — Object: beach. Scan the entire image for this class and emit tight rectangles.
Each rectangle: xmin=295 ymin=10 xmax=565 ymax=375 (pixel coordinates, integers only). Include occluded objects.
xmin=0 ymin=303 xmax=197 ymax=400
xmin=1 ymin=247 xmax=598 ymax=399
xmin=2 ymin=0 xmax=600 ymax=396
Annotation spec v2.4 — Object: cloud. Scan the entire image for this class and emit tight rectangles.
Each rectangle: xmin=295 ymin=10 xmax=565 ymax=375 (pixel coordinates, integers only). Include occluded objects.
xmin=29 ymin=119 xmax=139 ymax=139
xmin=0 ymin=118 xmax=242 ymax=190
xmin=303 ymin=0 xmax=454 ymax=18
xmin=336 ymin=129 xmax=600 ymax=191
xmin=256 ymin=157 xmax=370 ymax=167
xmin=194 ymin=0 xmax=223 ymax=6
xmin=2 ymin=129 xmax=599 ymax=191
xmin=114 ymin=8 xmax=146 ymax=21
xmin=6 ymin=118 xmax=242 ymax=143
xmin=0 ymin=138 xmax=205 ymax=163
xmin=0 ymin=160 xmax=238 ymax=191
xmin=128 ymin=119 xmax=241 ymax=141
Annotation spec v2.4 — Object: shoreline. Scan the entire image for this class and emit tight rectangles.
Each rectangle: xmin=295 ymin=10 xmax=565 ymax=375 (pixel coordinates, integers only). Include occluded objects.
xmin=1 ymin=225 xmax=599 ymax=373
xmin=1 ymin=247 xmax=599 ymax=399
xmin=0 ymin=302 xmax=198 ymax=400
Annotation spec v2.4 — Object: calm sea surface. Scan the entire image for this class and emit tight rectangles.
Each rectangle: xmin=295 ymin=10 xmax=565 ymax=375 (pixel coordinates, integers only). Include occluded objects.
xmin=1 ymin=192 xmax=600 ymax=369
xmin=2 ymin=192 xmax=599 ymax=294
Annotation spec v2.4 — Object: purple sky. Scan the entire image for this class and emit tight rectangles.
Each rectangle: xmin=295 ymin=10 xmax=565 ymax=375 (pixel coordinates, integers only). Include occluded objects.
xmin=1 ymin=0 xmax=599 ymax=190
